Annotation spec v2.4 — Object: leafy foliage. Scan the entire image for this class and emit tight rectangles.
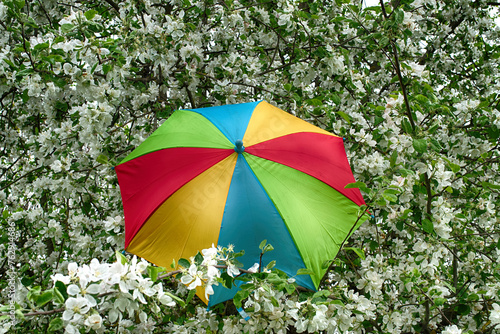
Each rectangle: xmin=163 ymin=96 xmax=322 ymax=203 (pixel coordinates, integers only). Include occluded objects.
xmin=0 ymin=0 xmax=499 ymax=333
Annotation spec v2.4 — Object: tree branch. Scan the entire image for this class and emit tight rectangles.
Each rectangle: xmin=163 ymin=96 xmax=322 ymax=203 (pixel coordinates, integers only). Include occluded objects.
xmin=379 ymin=0 xmax=416 ymax=131
xmin=103 ymin=0 xmax=120 ymax=12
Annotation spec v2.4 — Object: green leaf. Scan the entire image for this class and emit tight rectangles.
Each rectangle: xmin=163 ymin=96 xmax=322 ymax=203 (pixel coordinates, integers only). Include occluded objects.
xmin=482 ymin=181 xmax=500 ymax=190
xmin=396 ymin=220 xmax=404 ymax=231
xmin=434 ymin=297 xmax=446 ymax=306
xmin=415 ymin=94 xmax=429 ymax=104
xmin=413 ymin=138 xmax=427 ymax=153
xmin=147 ymin=266 xmax=161 ymax=282
xmin=448 ymin=163 xmax=460 ymax=173
xmin=96 ymin=154 xmax=108 ymax=165
xmin=402 ymin=118 xmax=413 ymax=134
xmin=36 ymin=291 xmax=53 ymax=307
xmin=421 ymin=219 xmax=434 ymax=234
xmin=33 ymin=42 xmax=49 ymax=51
xmin=194 ymin=252 xmax=203 ymax=265
xmin=186 ymin=289 xmax=196 ymax=304
xmin=3 ymin=58 xmax=16 ymax=69
xmin=266 ymin=260 xmax=276 ymax=270
xmin=28 ymin=286 xmax=42 ymax=301
xmin=52 ymin=76 xmax=67 ymax=88
xmin=115 ymin=250 xmax=128 ymax=265
xmin=344 ymin=247 xmax=365 ymax=260
xmin=285 ymin=284 xmax=295 ymax=294
xmin=312 ymin=290 xmax=331 ymax=299
xmin=53 ymin=36 xmax=65 ymax=44
xmin=220 ymin=272 xmax=233 ymax=289
xmin=233 ymin=289 xmax=250 ymax=309
xmin=382 ymin=192 xmax=398 ymax=203
xmin=306 ymin=98 xmax=322 ymax=107
xmin=48 ymin=317 xmax=64 ymax=332
xmin=296 ymin=268 xmax=315 ymax=276
xmin=344 ymin=181 xmax=368 ymax=193
xmin=395 ymin=10 xmax=404 ymax=24
xmin=263 ymin=244 xmax=274 ymax=253
xmin=331 ymin=94 xmax=341 ymax=105
xmin=329 ymin=299 xmax=345 ymax=306
xmin=467 ymin=293 xmax=479 ymax=302
xmin=84 ymin=9 xmax=98 ymax=20
xmin=178 ymin=258 xmax=190 ymax=268
xmin=429 ymin=138 xmax=442 ymax=152
xmin=457 ymin=304 xmax=471 ymax=315
xmin=165 ymin=292 xmax=185 ymax=307
xmin=322 ymin=259 xmax=333 ymax=269
xmin=337 ymin=111 xmax=350 ymax=123
xmin=102 ymin=63 xmax=113 ymax=74
xmin=61 ymin=23 xmax=75 ymax=33
xmin=90 ymin=62 xmax=99 ymax=74
xmin=55 ymin=281 xmax=68 ymax=300
xmin=390 ymin=150 xmax=398 ymax=168
xmin=428 ymin=123 xmax=440 ymax=134
xmin=15 ymin=0 xmax=25 ymax=9
xmin=284 ymin=83 xmax=292 ymax=91
xmin=379 ymin=36 xmax=389 ymax=47
xmin=52 ymin=287 xmax=65 ymax=304
xmin=384 ymin=188 xmax=399 ymax=195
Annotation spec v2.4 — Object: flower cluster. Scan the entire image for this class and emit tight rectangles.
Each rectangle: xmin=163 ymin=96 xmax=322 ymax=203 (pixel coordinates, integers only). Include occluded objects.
xmin=1 ymin=0 xmax=499 ymax=332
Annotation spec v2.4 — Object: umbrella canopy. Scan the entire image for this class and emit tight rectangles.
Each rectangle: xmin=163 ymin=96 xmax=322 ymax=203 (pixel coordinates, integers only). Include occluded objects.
xmin=115 ymin=100 xmax=367 ymax=306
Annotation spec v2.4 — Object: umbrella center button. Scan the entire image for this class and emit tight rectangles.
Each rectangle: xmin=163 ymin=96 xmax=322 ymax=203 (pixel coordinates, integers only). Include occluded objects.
xmin=234 ymin=140 xmax=245 ymax=154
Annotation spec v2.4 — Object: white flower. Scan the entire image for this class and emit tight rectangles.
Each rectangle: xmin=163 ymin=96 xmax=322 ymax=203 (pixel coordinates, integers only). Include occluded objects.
xmin=158 ymin=292 xmax=176 ymax=307
xmin=408 ymin=62 xmax=426 ymax=77
xmin=434 ymin=221 xmax=452 ymax=239
xmin=226 ymin=263 xmax=240 ymax=277
xmin=67 ymin=281 xmax=99 ymax=306
xmin=104 ymin=216 xmax=123 ymax=233
xmin=247 ymin=263 xmax=259 ymax=273
xmin=309 ymin=304 xmax=329 ymax=332
xmin=295 ymin=318 xmax=309 ymax=333
xmin=133 ymin=278 xmax=155 ymax=304
xmin=64 ymin=324 xmax=78 ymax=334
xmin=52 ymin=273 xmax=70 ymax=285
xmin=0 ymin=3 xmax=7 ymax=21
xmin=413 ymin=240 xmax=428 ymax=253
xmin=50 ymin=160 xmax=63 ymax=173
xmin=89 ymin=258 xmax=110 ymax=282
xmin=491 ymin=303 xmax=500 ymax=326
xmin=441 ymin=324 xmax=462 ymax=334
xmin=205 ymin=283 xmax=214 ymax=300
xmin=201 ymin=245 xmax=218 ymax=264
xmin=403 ymin=11 xmax=416 ymax=30
xmin=386 ymin=94 xmax=404 ymax=109
xmin=108 ymin=308 xmax=121 ymax=323
xmin=84 ymin=313 xmax=102 ymax=330
xmin=67 ymin=263 xmax=78 ymax=279
xmin=181 ymin=264 xmax=203 ymax=290
xmin=63 ymin=297 xmax=90 ymax=321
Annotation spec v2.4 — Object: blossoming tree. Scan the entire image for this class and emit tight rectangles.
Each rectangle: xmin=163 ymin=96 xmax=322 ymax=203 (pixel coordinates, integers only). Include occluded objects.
xmin=0 ymin=0 xmax=499 ymax=333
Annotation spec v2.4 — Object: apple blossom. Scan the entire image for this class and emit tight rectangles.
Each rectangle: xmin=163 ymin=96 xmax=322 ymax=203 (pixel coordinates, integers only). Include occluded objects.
xmin=1 ymin=0 xmax=499 ymax=333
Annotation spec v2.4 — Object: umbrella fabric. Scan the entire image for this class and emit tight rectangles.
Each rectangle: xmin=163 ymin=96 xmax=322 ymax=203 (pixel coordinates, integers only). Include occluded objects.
xmin=115 ymin=100 xmax=367 ymax=306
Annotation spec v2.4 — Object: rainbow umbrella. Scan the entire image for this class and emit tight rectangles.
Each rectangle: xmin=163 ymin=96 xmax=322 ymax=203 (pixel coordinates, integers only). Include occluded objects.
xmin=115 ymin=101 xmax=367 ymax=306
